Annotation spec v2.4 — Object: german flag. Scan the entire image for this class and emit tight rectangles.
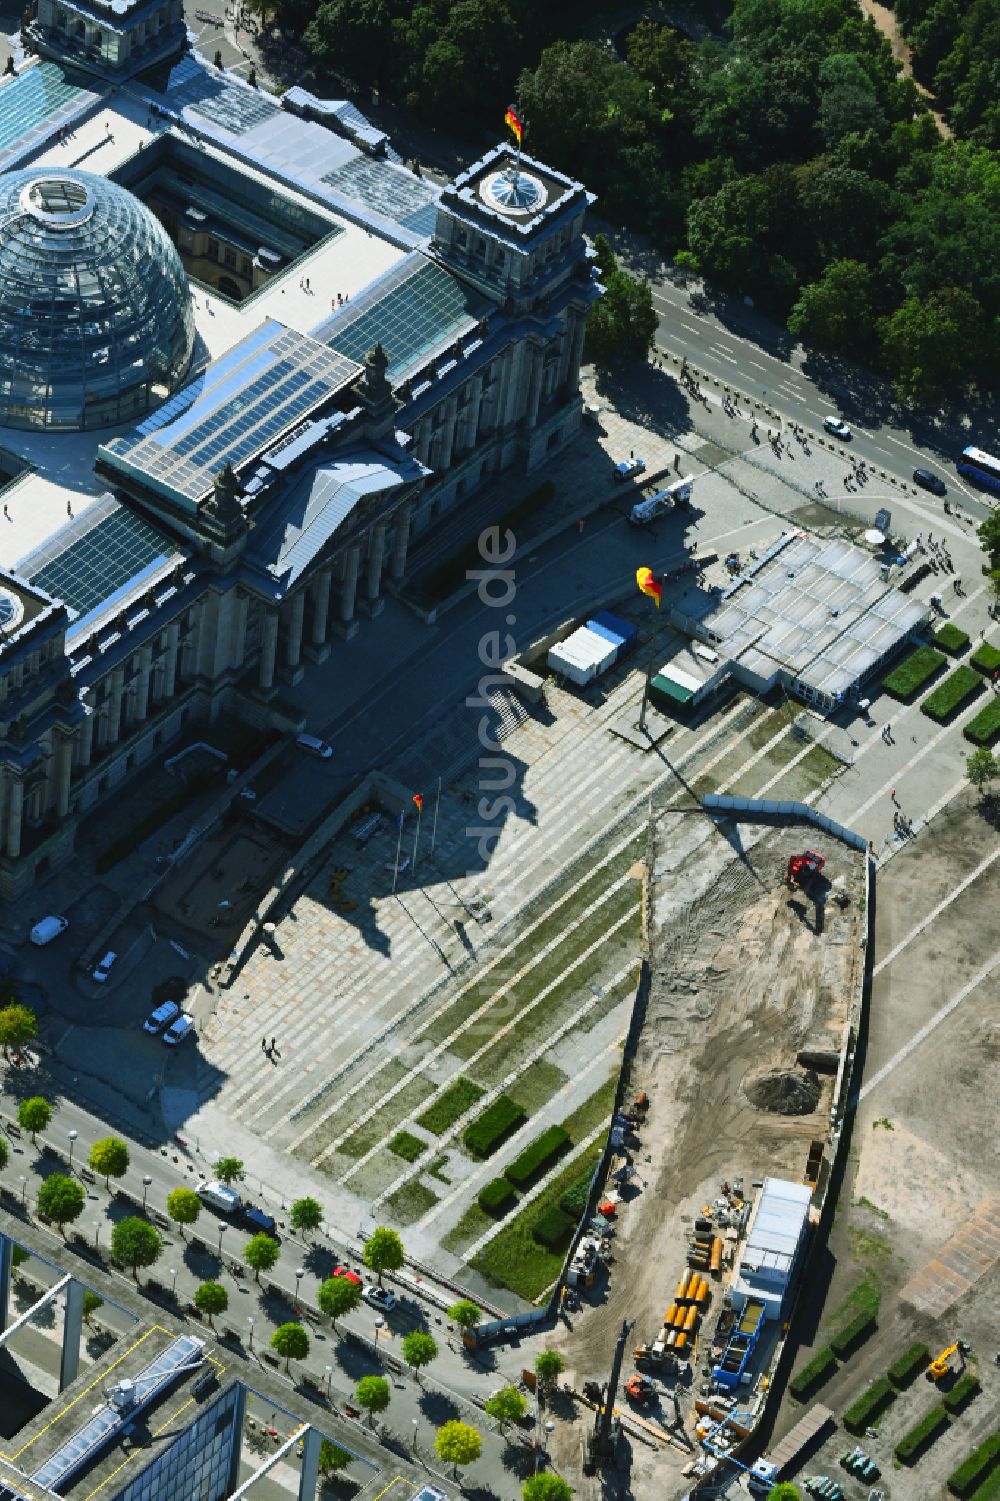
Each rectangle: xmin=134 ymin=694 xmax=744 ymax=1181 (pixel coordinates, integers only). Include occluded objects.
xmin=636 ymin=567 xmax=663 ymax=607
xmin=412 ymin=793 xmax=424 ymax=811
xmin=504 ymin=104 xmax=523 ymax=146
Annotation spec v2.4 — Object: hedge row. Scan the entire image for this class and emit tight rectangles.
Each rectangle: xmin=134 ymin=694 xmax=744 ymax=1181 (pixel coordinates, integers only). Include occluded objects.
xmin=888 ymin=1342 xmax=930 ymax=1388
xmin=895 ymin=1404 xmax=949 ymax=1463
xmin=964 ymin=699 xmax=1000 ymax=746
xmin=948 ymin=1432 xmax=1000 ymax=1497
xmin=531 ymin=1205 xmax=575 ymax=1249
xmin=505 ymin=1125 xmax=570 ymax=1189
xmin=478 ymin=1178 xmax=516 ymax=1217
xmin=830 ymin=1308 xmax=876 ymax=1358
xmin=843 ymin=1376 xmax=896 ymax=1434
xmin=922 ymin=666 xmax=982 ymax=722
xmin=559 ymin=1166 xmax=596 ymax=1221
xmin=418 ymin=1076 xmax=484 ymax=1136
xmin=944 ymin=1374 xmax=982 ymax=1415
xmin=935 ymin=623 xmax=971 ymax=655
xmin=883 ymin=646 xmax=945 ymax=701
xmin=789 ymin=1346 xmax=837 ymax=1400
xmin=463 ymin=1096 xmax=526 ymax=1159
xmin=388 ymin=1131 xmax=425 ymax=1163
xmin=970 ymin=642 xmax=1000 ymax=675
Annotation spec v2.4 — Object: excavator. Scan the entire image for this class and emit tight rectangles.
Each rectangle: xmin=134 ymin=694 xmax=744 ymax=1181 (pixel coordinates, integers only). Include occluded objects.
xmin=927 ymin=1342 xmax=969 ymax=1383
xmin=786 ymin=850 xmax=825 ymax=889
xmin=624 ymin=1374 xmax=655 ymax=1404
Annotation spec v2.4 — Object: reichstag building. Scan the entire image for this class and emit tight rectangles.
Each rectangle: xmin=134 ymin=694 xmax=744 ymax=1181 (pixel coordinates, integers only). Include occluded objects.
xmin=0 ymin=0 xmax=597 ymax=897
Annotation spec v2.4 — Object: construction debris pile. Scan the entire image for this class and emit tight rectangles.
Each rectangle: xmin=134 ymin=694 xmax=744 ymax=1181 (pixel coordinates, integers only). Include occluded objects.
xmin=745 ymin=1066 xmax=822 ymax=1116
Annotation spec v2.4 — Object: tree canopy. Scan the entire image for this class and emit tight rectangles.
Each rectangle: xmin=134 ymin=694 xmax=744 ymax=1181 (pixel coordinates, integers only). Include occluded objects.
xmin=485 ymin=1385 xmax=527 ymax=1427
xmin=271 ymin=1321 xmax=309 ymax=1371
xmin=356 ymin=1374 xmax=390 ymax=1423
xmin=110 ymin=1217 xmax=162 ymax=1278
xmin=317 ymin=1273 xmax=362 ymax=1326
xmin=194 ymin=1280 xmax=228 ymax=1325
xmin=214 ymin=1156 xmax=244 ymax=1184
xmin=244 ymin=1232 xmax=280 ymax=1280
xmin=435 ymin=1419 xmax=482 ymax=1471
xmin=289 ymin=1196 xmax=323 ymax=1235
xmin=523 ymin=1476 xmax=574 ymax=1501
xmin=401 ymin=1330 xmax=438 ymax=1375
xmin=37 ymin=1173 xmax=85 ymax=1233
xmin=363 ymin=1226 xmax=404 ymax=1284
xmin=0 ymin=1003 xmax=37 ymax=1056
xmin=166 ymin=1187 xmax=202 ymax=1235
xmin=534 ymin=1349 xmax=565 ymax=1391
xmin=17 ymin=1096 xmax=51 ymax=1141
xmin=585 ymin=236 xmax=658 ymax=367
xmin=447 ymin=1298 xmax=482 ymax=1332
xmin=89 ymin=1137 xmax=129 ymax=1188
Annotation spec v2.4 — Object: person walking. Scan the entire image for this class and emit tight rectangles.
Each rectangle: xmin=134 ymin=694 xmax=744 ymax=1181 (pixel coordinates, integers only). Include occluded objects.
xmin=261 ymin=1037 xmax=268 ymax=1055
xmin=891 ymin=788 xmax=899 ymax=806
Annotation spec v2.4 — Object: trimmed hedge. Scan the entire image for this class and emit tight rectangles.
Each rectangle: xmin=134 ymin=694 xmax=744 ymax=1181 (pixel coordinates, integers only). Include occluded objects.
xmin=531 ymin=1205 xmax=574 ymax=1249
xmin=888 ymin=1342 xmax=930 ymax=1388
xmin=830 ymin=1308 xmax=876 ymax=1357
xmin=388 ymin=1131 xmax=425 ymax=1163
xmin=463 ymin=1096 xmax=526 ymax=1159
xmin=948 ymin=1432 xmax=1000 ymax=1497
xmin=559 ymin=1167 xmax=596 ymax=1222
xmin=895 ymin=1404 xmax=949 ymax=1463
xmin=883 ymin=646 xmax=946 ymax=701
xmin=971 ymin=642 xmax=1000 ymax=675
xmin=922 ymin=666 xmax=982 ymax=722
xmin=789 ymin=1346 xmax=837 ymax=1399
xmin=964 ymin=699 xmax=1000 ymax=746
xmin=417 ymin=1076 xmax=484 ymax=1136
xmin=843 ymin=1376 xmax=896 ymax=1434
xmin=935 ymin=623 xmax=971 ymax=655
xmin=505 ymin=1126 xmax=570 ymax=1189
xmin=478 ymin=1177 xmax=517 ymax=1217
xmin=944 ymin=1373 xmax=982 ymax=1414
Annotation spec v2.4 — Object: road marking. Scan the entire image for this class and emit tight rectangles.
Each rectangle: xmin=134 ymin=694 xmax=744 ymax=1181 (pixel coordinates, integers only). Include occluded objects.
xmin=853 ymin=951 xmax=1000 ymax=1105
xmin=873 ymin=846 xmax=999 ymax=976
xmin=748 ymin=360 xmax=768 ymax=373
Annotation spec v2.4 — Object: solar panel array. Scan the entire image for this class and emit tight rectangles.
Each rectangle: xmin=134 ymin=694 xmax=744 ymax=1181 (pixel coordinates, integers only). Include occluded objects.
xmin=24 ymin=494 xmax=180 ymax=621
xmin=322 ymin=254 xmax=486 ymax=382
xmin=165 ymin=53 xmax=280 ymax=134
xmin=0 ymin=61 xmax=99 ymax=168
xmin=29 ymin=1335 xmax=203 ymax=1494
xmin=322 ymin=156 xmax=438 ymax=232
xmin=101 ymin=322 xmax=361 ymax=506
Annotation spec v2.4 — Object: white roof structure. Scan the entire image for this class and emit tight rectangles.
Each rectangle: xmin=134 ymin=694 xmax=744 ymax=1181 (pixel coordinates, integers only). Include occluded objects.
xmin=733 ymin=1176 xmax=812 ymax=1316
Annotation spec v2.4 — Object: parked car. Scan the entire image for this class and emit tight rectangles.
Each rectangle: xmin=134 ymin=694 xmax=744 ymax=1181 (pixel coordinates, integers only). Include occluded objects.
xmin=333 ymin=1265 xmax=363 ymax=1286
xmin=242 ymin=1204 xmax=279 ymax=1239
xmin=363 ymin=1286 xmax=396 ymax=1312
xmin=163 ymin=1013 xmax=195 ymax=1047
xmin=196 ymin=1179 xmax=241 ymax=1215
xmin=823 ymin=416 xmax=852 ymax=440
xmin=615 ymin=456 xmax=646 ymax=481
xmin=296 ymin=733 xmax=333 ymax=759
xmin=92 ymin=950 xmax=118 ymax=984
xmin=913 ymin=467 xmax=947 ymax=495
xmin=30 ymin=915 xmax=69 ymax=946
xmin=143 ymin=999 xmax=180 ymax=1034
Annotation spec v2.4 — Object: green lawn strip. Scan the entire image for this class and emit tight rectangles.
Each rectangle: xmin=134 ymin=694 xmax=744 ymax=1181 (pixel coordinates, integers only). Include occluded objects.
xmin=382 ymin=1180 xmax=438 ymax=1225
xmin=922 ymin=666 xmax=982 ymax=722
xmin=964 ymin=698 xmax=1000 ymax=746
xmin=478 ymin=1177 xmax=517 ymax=1216
xmin=338 ymin=1075 xmax=437 ymax=1158
xmin=388 ymin=1130 xmax=426 ymax=1163
xmin=883 ymin=645 xmax=947 ymax=701
xmin=727 ymin=728 xmax=806 ymax=793
xmin=970 ymin=642 xmax=1000 ymax=675
xmin=470 ymin=1144 xmax=603 ymax=1300
xmin=744 ymin=702 xmax=800 ymax=753
xmin=560 ymin=1073 xmax=619 ymax=1145
xmin=935 ymin=623 xmax=971 ymax=655
xmin=970 ymin=1472 xmax=1000 ymax=1501
xmin=415 ymin=1076 xmax=485 ymax=1135
xmin=827 ymin=1275 xmax=880 ymax=1326
xmin=295 ymin=1057 xmax=414 ymax=1162
xmin=895 ymin=1403 xmax=949 ymax=1463
xmin=441 ymin=1201 xmax=493 ymax=1256
xmin=577 ymin=962 xmax=642 ymax=1033
xmin=508 ymin=1059 xmax=569 ymax=1115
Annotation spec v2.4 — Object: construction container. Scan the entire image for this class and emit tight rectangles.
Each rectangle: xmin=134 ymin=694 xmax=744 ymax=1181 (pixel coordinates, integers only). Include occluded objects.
xmin=710 ymin=1237 xmax=724 ymax=1275
xmin=673 ymin=1306 xmax=688 ymax=1329
xmin=589 ymin=610 xmax=638 ymax=658
xmin=665 ymin=1330 xmax=677 ymax=1348
xmin=683 ymin=1306 xmax=698 ymax=1333
xmin=676 ymin=1273 xmax=691 ymax=1301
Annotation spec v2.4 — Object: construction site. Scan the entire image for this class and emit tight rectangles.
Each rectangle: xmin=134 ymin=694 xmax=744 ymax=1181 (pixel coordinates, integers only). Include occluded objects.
xmin=544 ymin=806 xmax=868 ymax=1496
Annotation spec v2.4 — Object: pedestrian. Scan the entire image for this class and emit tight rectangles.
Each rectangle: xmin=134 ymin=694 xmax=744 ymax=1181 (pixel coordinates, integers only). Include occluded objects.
xmin=271 ymin=1036 xmax=277 ymax=1054
xmin=885 ymin=722 xmax=893 ymax=743
xmin=576 ymin=518 xmax=584 ymax=535
xmin=261 ymin=1037 xmax=268 ymax=1054
xmin=891 ymin=788 xmax=899 ymax=806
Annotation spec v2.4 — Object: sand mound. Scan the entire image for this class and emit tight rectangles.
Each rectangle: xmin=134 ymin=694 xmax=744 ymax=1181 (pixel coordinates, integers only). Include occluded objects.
xmin=745 ymin=1066 xmax=821 ymax=1115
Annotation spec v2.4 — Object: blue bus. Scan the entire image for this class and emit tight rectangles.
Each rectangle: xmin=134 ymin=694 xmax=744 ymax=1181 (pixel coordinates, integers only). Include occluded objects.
xmin=957 ymin=445 xmax=1000 ymax=496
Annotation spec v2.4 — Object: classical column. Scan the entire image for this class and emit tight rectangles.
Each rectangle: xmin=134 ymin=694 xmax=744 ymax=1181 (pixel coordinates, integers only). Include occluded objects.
xmin=163 ymin=621 xmax=180 ymax=700
xmin=390 ymin=504 xmax=412 ymax=583
xmin=566 ymin=309 xmax=587 ymax=394
xmin=135 ymin=646 xmax=153 ymax=721
xmin=5 ymin=776 xmax=23 ymax=860
xmin=232 ymin=593 xmax=249 ymax=671
xmin=107 ymin=669 xmax=124 ymax=743
xmin=284 ymin=591 xmax=306 ymax=682
xmin=416 ymin=416 xmax=433 ymax=466
xmin=439 ymin=395 xmax=459 ymax=468
xmin=525 ymin=344 xmax=545 ymax=429
xmin=307 ymin=568 xmax=333 ymax=663
xmin=79 ymin=709 xmax=94 ymax=768
xmin=54 ymin=735 xmax=73 ymax=819
xmin=258 ymin=609 xmax=279 ymax=691
xmin=460 ymin=376 xmax=484 ymax=453
xmin=335 ymin=546 xmax=361 ymax=639
xmin=363 ymin=523 xmax=386 ymax=616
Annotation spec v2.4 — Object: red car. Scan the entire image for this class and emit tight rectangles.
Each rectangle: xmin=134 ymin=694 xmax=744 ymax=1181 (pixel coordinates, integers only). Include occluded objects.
xmin=333 ymin=1265 xmax=362 ymax=1286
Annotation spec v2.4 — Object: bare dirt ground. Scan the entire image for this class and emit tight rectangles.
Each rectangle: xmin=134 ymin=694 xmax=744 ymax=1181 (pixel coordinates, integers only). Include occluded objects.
xmin=545 ymin=812 xmax=866 ymax=1498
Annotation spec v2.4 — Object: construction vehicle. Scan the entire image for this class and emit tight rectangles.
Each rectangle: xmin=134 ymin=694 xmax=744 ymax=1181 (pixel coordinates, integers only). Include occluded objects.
xmin=927 ymin=1342 xmax=969 ymax=1382
xmin=624 ymin=1374 xmax=655 ymax=1404
xmin=786 ymin=850 xmax=825 ymax=888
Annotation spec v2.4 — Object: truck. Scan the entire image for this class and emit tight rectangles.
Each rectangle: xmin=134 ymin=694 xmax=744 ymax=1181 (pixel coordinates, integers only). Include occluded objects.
xmin=629 ymin=475 xmax=694 ymax=525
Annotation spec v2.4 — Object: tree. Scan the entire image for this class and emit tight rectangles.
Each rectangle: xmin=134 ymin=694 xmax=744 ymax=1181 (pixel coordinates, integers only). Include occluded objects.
xmin=317 ymin=1273 xmax=362 ymax=1330
xmin=966 ymin=746 xmax=998 ymax=797
xmin=448 ymin=1298 xmax=482 ymax=1334
xmin=319 ymin=1439 xmax=351 ymax=1476
xmin=878 ymin=285 xmax=988 ymax=404
xmin=435 ymin=1419 xmax=482 ymax=1476
xmin=110 ymin=1217 xmax=162 ymax=1280
xmin=363 ymin=1226 xmax=403 ymax=1286
xmin=37 ymin=1173 xmax=85 ymax=1234
xmin=585 ymin=239 xmax=658 ymax=367
xmin=534 ymin=1349 xmax=565 ymax=1394
xmin=166 ymin=1187 xmax=202 ymax=1237
xmin=244 ymin=1231 xmax=280 ymax=1281
xmin=304 ymin=0 xmax=394 ymax=86
xmin=82 ymin=1290 xmax=103 ymax=1326
xmin=485 ymin=1385 xmax=527 ymax=1429
xmin=355 ymin=1374 xmax=390 ymax=1426
xmin=0 ymin=1136 xmax=8 ymax=1174
xmin=523 ymin=1477 xmax=574 ymax=1501
xmin=214 ymin=1157 xmax=244 ymax=1185
xmin=787 ymin=259 xmax=876 ymax=354
xmin=88 ymin=1136 xmax=129 ymax=1190
xmin=766 ymin=1485 xmax=804 ymax=1501
xmin=289 ymin=1196 xmax=323 ymax=1238
xmin=271 ymin=1320 xmax=309 ymax=1373
xmin=194 ymin=1280 xmax=228 ymax=1327
xmin=0 ymin=1003 xmax=37 ymax=1057
xmin=401 ymin=1329 xmax=438 ymax=1380
xmin=18 ymin=1096 xmax=51 ymax=1143
xmin=978 ymin=511 xmax=1000 ymax=568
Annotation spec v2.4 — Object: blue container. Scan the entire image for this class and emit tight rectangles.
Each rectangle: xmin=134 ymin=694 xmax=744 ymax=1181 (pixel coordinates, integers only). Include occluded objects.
xmin=589 ymin=610 xmax=638 ymax=658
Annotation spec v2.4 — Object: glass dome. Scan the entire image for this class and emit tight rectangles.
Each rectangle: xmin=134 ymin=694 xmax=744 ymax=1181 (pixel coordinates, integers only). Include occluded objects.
xmin=0 ymin=168 xmax=195 ymax=432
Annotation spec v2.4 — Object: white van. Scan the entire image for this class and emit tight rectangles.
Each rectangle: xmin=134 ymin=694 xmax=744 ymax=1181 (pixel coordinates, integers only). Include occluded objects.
xmin=30 ymin=915 xmax=69 ymax=946
xmin=296 ymin=733 xmax=333 ymax=759
xmin=196 ymin=1179 xmax=241 ymax=1215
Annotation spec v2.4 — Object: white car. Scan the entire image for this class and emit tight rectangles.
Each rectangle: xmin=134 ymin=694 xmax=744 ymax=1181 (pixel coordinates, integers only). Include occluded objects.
xmin=615 ymin=456 xmax=646 ymax=481
xmin=163 ymin=1013 xmax=195 ymax=1046
xmin=196 ymin=1178 xmax=241 ymax=1214
xmin=143 ymin=1000 xmax=180 ymax=1034
xmin=30 ymin=915 xmax=69 ymax=946
xmin=363 ymin=1286 xmax=396 ymax=1312
xmin=92 ymin=950 xmax=118 ymax=984
xmin=823 ymin=416 xmax=852 ymax=440
xmin=296 ymin=733 xmax=334 ymax=759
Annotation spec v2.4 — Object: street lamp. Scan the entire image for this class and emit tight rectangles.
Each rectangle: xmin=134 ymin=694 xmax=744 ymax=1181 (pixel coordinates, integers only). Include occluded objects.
xmin=325 ymin=1364 xmax=333 ymax=1397
xmin=19 ymin=1175 xmax=26 ymax=1204
xmin=217 ymin=1222 xmax=227 ymax=1256
xmin=67 ymin=1129 xmax=78 ymax=1172
xmin=247 ymin=1317 xmax=255 ymax=1353
xmin=170 ymin=1267 xmax=178 ymax=1298
xmin=295 ymin=1267 xmax=304 ymax=1307
xmin=94 ymin=1221 xmax=101 ymax=1249
xmin=411 ymin=1418 xmax=418 ymax=1449
xmin=141 ymin=1174 xmax=153 ymax=1212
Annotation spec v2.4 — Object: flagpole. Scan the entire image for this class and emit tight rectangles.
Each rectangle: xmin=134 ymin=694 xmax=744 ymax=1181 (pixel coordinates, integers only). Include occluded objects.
xmin=392 ymin=813 xmax=404 ymax=895
xmin=412 ymin=803 xmax=422 ymax=873
xmin=430 ymin=776 xmax=442 ymax=855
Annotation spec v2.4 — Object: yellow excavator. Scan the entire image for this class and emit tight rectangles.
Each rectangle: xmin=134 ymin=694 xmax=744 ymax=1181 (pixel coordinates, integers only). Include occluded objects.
xmin=927 ymin=1342 xmax=969 ymax=1383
